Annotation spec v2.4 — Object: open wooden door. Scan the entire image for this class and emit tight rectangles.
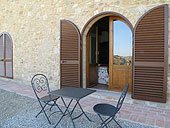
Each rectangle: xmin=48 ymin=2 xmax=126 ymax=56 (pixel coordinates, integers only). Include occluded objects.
xmin=60 ymin=20 xmax=81 ymax=88
xmin=86 ymin=25 xmax=98 ymax=88
xmin=133 ymin=4 xmax=168 ymax=103
xmin=0 ymin=33 xmax=13 ymax=79
xmin=109 ymin=17 xmax=132 ymax=92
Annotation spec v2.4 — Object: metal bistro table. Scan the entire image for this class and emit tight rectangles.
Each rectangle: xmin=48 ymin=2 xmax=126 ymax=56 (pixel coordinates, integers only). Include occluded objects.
xmin=49 ymin=86 xmax=96 ymax=128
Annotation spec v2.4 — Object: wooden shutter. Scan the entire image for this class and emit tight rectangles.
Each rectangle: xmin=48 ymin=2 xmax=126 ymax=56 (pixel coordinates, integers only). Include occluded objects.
xmin=5 ymin=34 xmax=13 ymax=78
xmin=0 ymin=33 xmax=13 ymax=78
xmin=133 ymin=4 xmax=168 ymax=103
xmin=60 ymin=20 xmax=81 ymax=88
xmin=0 ymin=34 xmax=4 ymax=76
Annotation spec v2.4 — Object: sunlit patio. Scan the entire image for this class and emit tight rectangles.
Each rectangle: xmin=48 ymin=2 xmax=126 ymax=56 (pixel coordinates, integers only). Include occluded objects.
xmin=0 ymin=78 xmax=170 ymax=128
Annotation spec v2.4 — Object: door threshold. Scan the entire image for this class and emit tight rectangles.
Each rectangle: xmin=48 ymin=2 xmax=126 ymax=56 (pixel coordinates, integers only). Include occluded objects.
xmin=88 ymin=87 xmax=132 ymax=104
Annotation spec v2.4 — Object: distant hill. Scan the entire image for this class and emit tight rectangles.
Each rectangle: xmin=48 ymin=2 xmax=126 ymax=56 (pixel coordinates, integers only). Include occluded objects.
xmin=113 ymin=55 xmax=132 ymax=65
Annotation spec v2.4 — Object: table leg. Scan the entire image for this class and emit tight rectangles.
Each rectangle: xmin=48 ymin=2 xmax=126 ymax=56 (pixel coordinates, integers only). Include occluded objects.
xmin=70 ymin=101 xmax=78 ymax=116
xmin=71 ymin=100 xmax=92 ymax=122
xmin=54 ymin=97 xmax=75 ymax=128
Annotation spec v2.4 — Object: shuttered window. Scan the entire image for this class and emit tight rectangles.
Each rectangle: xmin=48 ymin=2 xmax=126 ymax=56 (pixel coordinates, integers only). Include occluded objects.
xmin=60 ymin=20 xmax=81 ymax=88
xmin=0 ymin=32 xmax=13 ymax=79
xmin=133 ymin=5 xmax=168 ymax=102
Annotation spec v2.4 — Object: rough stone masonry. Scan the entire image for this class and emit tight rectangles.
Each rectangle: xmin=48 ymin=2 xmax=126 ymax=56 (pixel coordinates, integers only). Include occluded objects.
xmin=0 ymin=0 xmax=169 ymax=103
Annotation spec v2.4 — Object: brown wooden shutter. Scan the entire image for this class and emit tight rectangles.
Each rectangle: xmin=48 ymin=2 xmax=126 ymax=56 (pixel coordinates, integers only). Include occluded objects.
xmin=60 ymin=20 xmax=81 ymax=88
xmin=133 ymin=4 xmax=168 ymax=103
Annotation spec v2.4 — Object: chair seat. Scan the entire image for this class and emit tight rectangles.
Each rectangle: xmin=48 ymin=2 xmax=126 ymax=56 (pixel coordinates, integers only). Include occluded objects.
xmin=40 ymin=95 xmax=59 ymax=102
xmin=93 ymin=103 xmax=118 ymax=117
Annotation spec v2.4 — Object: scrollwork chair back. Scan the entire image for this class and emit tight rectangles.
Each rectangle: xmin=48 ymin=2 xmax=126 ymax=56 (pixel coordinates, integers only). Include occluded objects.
xmin=116 ymin=83 xmax=129 ymax=112
xmin=31 ymin=74 xmax=50 ymax=99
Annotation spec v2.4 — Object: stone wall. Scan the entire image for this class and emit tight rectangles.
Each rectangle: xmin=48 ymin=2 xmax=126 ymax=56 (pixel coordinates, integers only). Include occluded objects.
xmin=0 ymin=0 xmax=169 ymax=93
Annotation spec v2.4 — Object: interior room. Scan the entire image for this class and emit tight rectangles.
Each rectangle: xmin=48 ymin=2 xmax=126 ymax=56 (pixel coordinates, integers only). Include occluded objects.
xmin=88 ymin=17 xmax=109 ymax=90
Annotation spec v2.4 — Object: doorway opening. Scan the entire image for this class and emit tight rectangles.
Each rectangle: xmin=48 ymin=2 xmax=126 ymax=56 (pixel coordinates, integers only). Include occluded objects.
xmin=86 ymin=15 xmax=132 ymax=92
xmin=86 ymin=17 xmax=109 ymax=90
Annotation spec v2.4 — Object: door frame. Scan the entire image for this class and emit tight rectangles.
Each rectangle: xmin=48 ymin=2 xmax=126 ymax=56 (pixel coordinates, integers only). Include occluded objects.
xmin=81 ymin=12 xmax=133 ymax=90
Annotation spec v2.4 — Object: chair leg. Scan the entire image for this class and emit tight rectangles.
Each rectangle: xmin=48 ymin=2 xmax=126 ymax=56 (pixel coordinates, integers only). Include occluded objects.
xmin=97 ymin=114 xmax=109 ymax=128
xmin=97 ymin=114 xmax=118 ymax=128
xmin=113 ymin=118 xmax=122 ymax=128
xmin=101 ymin=117 xmax=113 ymax=128
xmin=38 ymin=101 xmax=51 ymax=124
xmin=36 ymin=102 xmax=48 ymax=118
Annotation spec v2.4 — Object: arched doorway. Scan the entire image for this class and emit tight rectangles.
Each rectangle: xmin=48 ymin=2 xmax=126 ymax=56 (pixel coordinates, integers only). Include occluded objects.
xmin=81 ymin=12 xmax=133 ymax=92
xmin=0 ymin=32 xmax=13 ymax=79
xmin=60 ymin=5 xmax=168 ymax=102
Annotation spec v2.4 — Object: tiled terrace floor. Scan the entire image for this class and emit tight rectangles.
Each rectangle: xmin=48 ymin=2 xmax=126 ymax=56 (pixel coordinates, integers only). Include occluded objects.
xmin=0 ymin=78 xmax=170 ymax=128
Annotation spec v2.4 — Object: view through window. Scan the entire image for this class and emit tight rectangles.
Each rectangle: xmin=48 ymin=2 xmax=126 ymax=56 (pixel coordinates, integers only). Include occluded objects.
xmin=113 ymin=20 xmax=132 ymax=65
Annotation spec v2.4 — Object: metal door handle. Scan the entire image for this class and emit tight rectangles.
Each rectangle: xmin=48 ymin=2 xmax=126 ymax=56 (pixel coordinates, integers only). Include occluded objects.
xmin=61 ymin=60 xmax=65 ymax=64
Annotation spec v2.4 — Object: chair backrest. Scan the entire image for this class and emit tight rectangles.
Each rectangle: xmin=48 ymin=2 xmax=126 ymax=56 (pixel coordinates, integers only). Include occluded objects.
xmin=31 ymin=74 xmax=50 ymax=99
xmin=116 ymin=83 xmax=129 ymax=111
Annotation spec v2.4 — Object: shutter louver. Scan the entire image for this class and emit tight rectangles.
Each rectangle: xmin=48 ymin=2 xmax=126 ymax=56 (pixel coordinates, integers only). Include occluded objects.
xmin=133 ymin=5 xmax=168 ymax=103
xmin=60 ymin=20 xmax=81 ymax=88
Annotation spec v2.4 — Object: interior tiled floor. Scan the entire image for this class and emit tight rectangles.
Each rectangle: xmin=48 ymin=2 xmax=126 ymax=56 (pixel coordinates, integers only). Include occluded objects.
xmin=91 ymin=84 xmax=109 ymax=90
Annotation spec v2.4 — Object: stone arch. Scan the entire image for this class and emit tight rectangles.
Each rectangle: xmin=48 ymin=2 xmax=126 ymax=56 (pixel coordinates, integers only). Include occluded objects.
xmin=76 ymin=5 xmax=135 ymax=31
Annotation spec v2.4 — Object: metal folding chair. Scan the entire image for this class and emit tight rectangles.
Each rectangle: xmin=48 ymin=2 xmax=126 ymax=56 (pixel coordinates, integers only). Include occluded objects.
xmin=93 ymin=83 xmax=129 ymax=128
xmin=31 ymin=74 xmax=63 ymax=124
